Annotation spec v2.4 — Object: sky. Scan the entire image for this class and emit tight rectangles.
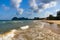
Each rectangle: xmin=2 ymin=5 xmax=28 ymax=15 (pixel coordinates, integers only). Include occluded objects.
xmin=0 ymin=0 xmax=60 ymax=20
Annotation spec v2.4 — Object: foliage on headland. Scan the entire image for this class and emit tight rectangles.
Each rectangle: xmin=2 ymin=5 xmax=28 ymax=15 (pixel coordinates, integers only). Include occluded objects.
xmin=12 ymin=11 xmax=60 ymax=20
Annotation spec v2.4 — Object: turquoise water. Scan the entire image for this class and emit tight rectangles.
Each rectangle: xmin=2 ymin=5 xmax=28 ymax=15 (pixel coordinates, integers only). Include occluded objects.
xmin=0 ymin=20 xmax=33 ymax=34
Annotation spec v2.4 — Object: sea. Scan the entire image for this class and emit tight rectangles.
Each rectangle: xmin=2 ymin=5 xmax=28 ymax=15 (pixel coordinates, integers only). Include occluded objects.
xmin=0 ymin=20 xmax=59 ymax=34
xmin=0 ymin=20 xmax=33 ymax=34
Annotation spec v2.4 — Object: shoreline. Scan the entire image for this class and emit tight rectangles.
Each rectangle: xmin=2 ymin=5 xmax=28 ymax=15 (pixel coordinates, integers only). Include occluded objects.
xmin=0 ymin=20 xmax=60 ymax=40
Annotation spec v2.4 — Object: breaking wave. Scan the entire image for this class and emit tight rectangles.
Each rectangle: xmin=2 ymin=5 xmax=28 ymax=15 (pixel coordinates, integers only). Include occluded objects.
xmin=0 ymin=25 xmax=30 ymax=40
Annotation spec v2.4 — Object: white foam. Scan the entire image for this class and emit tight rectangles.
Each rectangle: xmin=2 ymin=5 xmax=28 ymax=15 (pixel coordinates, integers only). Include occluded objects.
xmin=0 ymin=29 xmax=17 ymax=40
xmin=13 ymin=21 xmax=23 ymax=23
xmin=2 ymin=21 xmax=6 ymax=23
xmin=4 ymin=29 xmax=17 ymax=40
xmin=20 ymin=25 xmax=29 ymax=30
xmin=0 ymin=37 xmax=3 ymax=40
xmin=33 ymin=21 xmax=38 ymax=23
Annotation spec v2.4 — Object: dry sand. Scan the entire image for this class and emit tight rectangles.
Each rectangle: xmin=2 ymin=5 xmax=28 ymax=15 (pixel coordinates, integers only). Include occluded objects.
xmin=12 ymin=20 xmax=60 ymax=40
xmin=44 ymin=20 xmax=60 ymax=24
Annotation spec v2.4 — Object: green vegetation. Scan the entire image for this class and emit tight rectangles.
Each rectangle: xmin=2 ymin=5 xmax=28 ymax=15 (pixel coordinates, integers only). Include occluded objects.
xmin=12 ymin=11 xmax=60 ymax=20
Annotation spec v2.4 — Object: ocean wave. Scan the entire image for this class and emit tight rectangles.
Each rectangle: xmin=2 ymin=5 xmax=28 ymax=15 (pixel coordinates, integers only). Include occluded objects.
xmin=2 ymin=21 xmax=6 ymax=23
xmin=0 ymin=25 xmax=30 ymax=40
xmin=0 ymin=29 xmax=17 ymax=40
xmin=13 ymin=21 xmax=23 ymax=23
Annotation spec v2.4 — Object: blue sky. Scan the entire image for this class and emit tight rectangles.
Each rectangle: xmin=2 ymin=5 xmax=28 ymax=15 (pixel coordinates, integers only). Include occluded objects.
xmin=0 ymin=0 xmax=60 ymax=20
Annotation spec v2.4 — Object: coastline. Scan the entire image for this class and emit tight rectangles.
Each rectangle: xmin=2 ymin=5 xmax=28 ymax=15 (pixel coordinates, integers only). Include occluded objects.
xmin=0 ymin=20 xmax=60 ymax=40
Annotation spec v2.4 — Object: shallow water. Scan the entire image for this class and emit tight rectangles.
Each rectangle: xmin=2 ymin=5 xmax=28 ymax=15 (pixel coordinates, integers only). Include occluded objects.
xmin=0 ymin=20 xmax=33 ymax=34
xmin=0 ymin=20 xmax=60 ymax=34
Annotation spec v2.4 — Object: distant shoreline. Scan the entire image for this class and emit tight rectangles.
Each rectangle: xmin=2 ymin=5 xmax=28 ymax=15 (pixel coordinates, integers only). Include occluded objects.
xmin=0 ymin=20 xmax=60 ymax=25
xmin=0 ymin=19 xmax=60 ymax=21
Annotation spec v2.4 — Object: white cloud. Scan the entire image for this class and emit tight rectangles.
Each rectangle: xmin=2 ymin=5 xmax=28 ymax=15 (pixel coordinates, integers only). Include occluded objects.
xmin=55 ymin=9 xmax=60 ymax=12
xmin=17 ymin=8 xmax=24 ymax=14
xmin=29 ymin=0 xmax=57 ymax=13
xmin=38 ymin=9 xmax=43 ymax=13
xmin=30 ymin=0 xmax=38 ymax=10
xmin=2 ymin=4 xmax=10 ymax=10
xmin=11 ymin=0 xmax=22 ymax=8
xmin=43 ymin=1 xmax=57 ymax=9
xmin=11 ymin=0 xmax=23 ymax=14
xmin=46 ymin=12 xmax=51 ymax=16
xmin=42 ymin=11 xmax=53 ymax=17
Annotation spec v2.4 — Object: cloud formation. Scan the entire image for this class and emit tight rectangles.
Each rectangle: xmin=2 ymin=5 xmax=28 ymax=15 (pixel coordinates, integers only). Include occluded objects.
xmin=29 ymin=0 xmax=57 ymax=13
xmin=30 ymin=0 xmax=38 ymax=10
xmin=43 ymin=1 xmax=57 ymax=9
xmin=55 ymin=9 xmax=60 ymax=12
xmin=11 ymin=0 xmax=23 ymax=14
xmin=2 ymin=4 xmax=10 ymax=10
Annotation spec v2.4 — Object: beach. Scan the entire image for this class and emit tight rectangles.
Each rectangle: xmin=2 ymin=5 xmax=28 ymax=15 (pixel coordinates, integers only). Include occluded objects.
xmin=0 ymin=20 xmax=60 ymax=40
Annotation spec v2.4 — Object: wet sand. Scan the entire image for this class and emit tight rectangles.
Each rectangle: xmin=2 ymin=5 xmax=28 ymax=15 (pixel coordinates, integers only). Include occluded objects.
xmin=0 ymin=20 xmax=60 ymax=40
xmin=13 ymin=20 xmax=60 ymax=40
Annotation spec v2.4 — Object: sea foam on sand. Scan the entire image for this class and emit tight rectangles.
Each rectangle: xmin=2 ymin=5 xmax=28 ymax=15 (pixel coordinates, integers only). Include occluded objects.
xmin=20 ymin=25 xmax=29 ymax=30
xmin=0 ymin=29 xmax=17 ymax=40
xmin=0 ymin=25 xmax=29 ymax=40
xmin=0 ymin=21 xmax=60 ymax=40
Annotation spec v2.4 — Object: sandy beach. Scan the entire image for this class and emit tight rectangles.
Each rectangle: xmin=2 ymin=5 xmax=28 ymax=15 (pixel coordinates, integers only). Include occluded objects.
xmin=0 ymin=20 xmax=60 ymax=40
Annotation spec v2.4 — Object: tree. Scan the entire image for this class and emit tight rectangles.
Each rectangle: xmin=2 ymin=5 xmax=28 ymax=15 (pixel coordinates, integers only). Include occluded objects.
xmin=47 ymin=15 xmax=55 ymax=20
xmin=12 ymin=17 xmax=18 ymax=20
xmin=56 ymin=11 xmax=60 ymax=20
